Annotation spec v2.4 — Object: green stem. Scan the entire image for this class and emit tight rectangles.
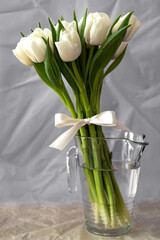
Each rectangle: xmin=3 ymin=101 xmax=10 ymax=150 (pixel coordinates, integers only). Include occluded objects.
xmin=100 ymin=145 xmax=116 ymax=226
xmin=102 ymin=170 xmax=116 ymax=227
xmin=62 ymin=89 xmax=77 ymax=118
xmin=72 ymin=60 xmax=111 ymax=224
xmin=96 ymin=126 xmax=116 ymax=226
xmin=95 ymin=75 xmax=104 ymax=114
xmin=75 ymin=93 xmax=98 ymax=203
xmin=90 ymin=70 xmax=104 ymax=112
xmin=99 ymin=126 xmax=131 ymax=225
xmin=71 ymin=61 xmax=84 ymax=91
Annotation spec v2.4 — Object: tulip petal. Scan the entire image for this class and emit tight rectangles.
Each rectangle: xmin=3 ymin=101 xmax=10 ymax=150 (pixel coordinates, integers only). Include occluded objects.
xmin=56 ymin=27 xmax=81 ymax=62
xmin=44 ymin=28 xmax=53 ymax=49
xmin=61 ymin=20 xmax=70 ymax=29
xmin=55 ymin=41 xmax=76 ymax=62
xmin=78 ymin=17 xmax=83 ymax=32
xmin=89 ymin=16 xmax=111 ymax=45
xmin=30 ymin=28 xmax=45 ymax=39
xmin=124 ymin=19 xmax=141 ymax=41
xmin=20 ymin=37 xmax=38 ymax=62
xmin=44 ymin=28 xmax=52 ymax=40
xmin=123 ymin=14 xmax=137 ymax=41
xmin=12 ymin=44 xmax=33 ymax=66
xmin=112 ymin=42 xmax=127 ymax=60
xmin=67 ymin=21 xmax=77 ymax=30
xmin=28 ymin=38 xmax=46 ymax=63
xmin=84 ymin=21 xmax=92 ymax=44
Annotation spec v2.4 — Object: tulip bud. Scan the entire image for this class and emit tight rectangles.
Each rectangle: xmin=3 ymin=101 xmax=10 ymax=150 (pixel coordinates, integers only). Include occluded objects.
xmin=13 ymin=28 xmax=53 ymax=65
xmin=55 ymin=21 xmax=81 ymax=62
xmin=79 ymin=12 xmax=111 ymax=46
xmin=112 ymin=42 xmax=127 ymax=60
xmin=112 ymin=13 xmax=141 ymax=42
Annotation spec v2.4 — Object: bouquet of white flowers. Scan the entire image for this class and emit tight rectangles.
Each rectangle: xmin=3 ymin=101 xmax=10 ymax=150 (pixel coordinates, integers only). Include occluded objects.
xmin=13 ymin=9 xmax=143 ymax=236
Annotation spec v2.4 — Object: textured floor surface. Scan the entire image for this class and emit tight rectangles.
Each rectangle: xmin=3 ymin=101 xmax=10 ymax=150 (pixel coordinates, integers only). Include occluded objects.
xmin=0 ymin=199 xmax=159 ymax=240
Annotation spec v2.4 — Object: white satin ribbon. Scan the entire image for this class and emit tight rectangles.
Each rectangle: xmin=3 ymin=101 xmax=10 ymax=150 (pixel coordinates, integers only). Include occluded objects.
xmin=49 ymin=111 xmax=130 ymax=150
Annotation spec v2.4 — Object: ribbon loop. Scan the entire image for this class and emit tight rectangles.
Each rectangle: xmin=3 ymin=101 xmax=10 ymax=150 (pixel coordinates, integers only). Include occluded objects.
xmin=49 ymin=111 xmax=130 ymax=150
xmin=55 ymin=113 xmax=80 ymax=127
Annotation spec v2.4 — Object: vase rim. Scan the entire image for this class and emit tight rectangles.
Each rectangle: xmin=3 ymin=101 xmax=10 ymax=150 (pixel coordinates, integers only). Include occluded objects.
xmin=75 ymin=129 xmax=149 ymax=146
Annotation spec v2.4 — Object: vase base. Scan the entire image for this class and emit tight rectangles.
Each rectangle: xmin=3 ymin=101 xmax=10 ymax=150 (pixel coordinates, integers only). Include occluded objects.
xmin=85 ymin=221 xmax=131 ymax=236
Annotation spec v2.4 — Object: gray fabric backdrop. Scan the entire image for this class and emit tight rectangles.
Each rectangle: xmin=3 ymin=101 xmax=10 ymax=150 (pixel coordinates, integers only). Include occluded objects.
xmin=0 ymin=0 xmax=160 ymax=205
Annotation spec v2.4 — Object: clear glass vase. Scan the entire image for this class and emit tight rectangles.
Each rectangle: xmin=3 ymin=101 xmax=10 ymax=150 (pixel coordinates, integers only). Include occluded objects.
xmin=66 ymin=129 xmax=148 ymax=236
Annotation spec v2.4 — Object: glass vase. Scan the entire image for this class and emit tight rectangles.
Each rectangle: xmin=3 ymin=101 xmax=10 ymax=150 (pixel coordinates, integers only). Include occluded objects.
xmin=66 ymin=129 xmax=148 ymax=236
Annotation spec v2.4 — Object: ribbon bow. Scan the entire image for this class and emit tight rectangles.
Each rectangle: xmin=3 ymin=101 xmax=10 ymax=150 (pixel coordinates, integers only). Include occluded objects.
xmin=49 ymin=111 xmax=130 ymax=150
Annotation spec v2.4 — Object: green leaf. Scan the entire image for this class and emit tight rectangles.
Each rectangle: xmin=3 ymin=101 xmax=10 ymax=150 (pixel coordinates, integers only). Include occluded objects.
xmin=73 ymin=10 xmax=79 ymax=33
xmin=38 ymin=22 xmax=41 ymax=28
xmin=44 ymin=39 xmax=61 ymax=89
xmin=34 ymin=43 xmax=74 ymax=110
xmin=107 ymin=13 xmax=123 ymax=38
xmin=95 ymin=12 xmax=133 ymax=72
xmin=89 ymin=24 xmax=131 ymax=108
xmin=107 ymin=12 xmax=134 ymax=40
xmin=41 ymin=37 xmax=47 ymax=44
xmin=48 ymin=17 xmax=56 ymax=42
xmin=45 ymin=39 xmax=74 ymax=100
xmin=84 ymin=46 xmax=95 ymax=83
xmin=103 ymin=44 xmax=127 ymax=77
xmin=89 ymin=24 xmax=131 ymax=86
xmin=100 ymin=12 xmax=133 ymax=53
xmin=34 ymin=62 xmax=53 ymax=90
xmin=100 ymin=26 xmax=129 ymax=69
xmin=60 ymin=15 xmax=64 ymax=21
xmin=44 ymin=41 xmax=73 ymax=106
xmin=62 ymin=62 xmax=80 ymax=91
xmin=79 ymin=8 xmax=88 ymax=79
xmin=80 ymin=8 xmax=88 ymax=42
xmin=89 ymin=13 xmax=134 ymax=107
xmin=56 ymin=20 xmax=65 ymax=41
xmin=20 ymin=32 xmax=25 ymax=37
xmin=118 ymin=11 xmax=134 ymax=30
xmin=54 ymin=47 xmax=81 ymax=92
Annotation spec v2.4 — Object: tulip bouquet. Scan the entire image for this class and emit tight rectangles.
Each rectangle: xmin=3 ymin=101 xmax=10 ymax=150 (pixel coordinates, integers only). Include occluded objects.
xmin=13 ymin=9 xmax=141 ymax=231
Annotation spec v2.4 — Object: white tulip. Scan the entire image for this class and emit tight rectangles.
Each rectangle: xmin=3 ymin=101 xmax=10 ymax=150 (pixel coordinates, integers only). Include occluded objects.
xmin=112 ymin=42 xmax=127 ymax=60
xmin=112 ymin=13 xmax=141 ymax=42
xmin=13 ymin=28 xmax=53 ymax=65
xmin=20 ymin=37 xmax=46 ymax=63
xmin=79 ymin=12 xmax=111 ymax=46
xmin=55 ymin=21 xmax=81 ymax=62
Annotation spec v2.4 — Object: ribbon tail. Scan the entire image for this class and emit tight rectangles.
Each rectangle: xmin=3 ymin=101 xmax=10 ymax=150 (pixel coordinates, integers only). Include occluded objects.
xmin=49 ymin=122 xmax=84 ymax=150
xmin=115 ymin=120 xmax=131 ymax=132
